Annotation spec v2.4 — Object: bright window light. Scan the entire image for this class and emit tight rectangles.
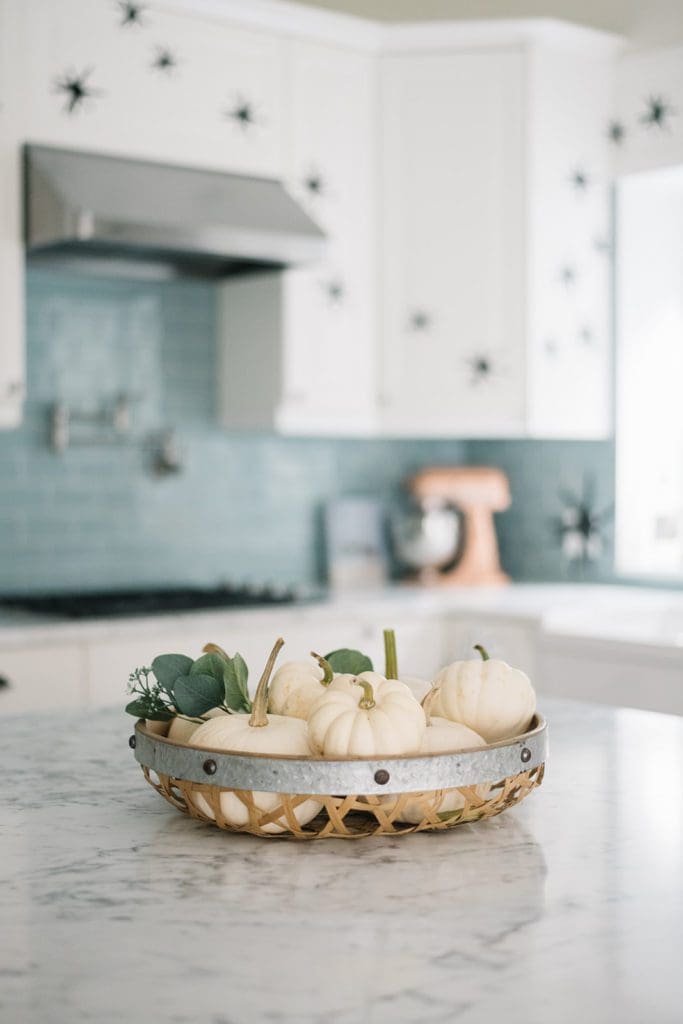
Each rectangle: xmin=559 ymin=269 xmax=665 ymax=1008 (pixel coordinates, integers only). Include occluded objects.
xmin=616 ymin=165 xmax=683 ymax=578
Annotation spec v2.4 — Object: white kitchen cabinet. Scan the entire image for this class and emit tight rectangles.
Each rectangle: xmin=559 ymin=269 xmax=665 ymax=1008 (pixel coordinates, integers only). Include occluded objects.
xmin=16 ymin=0 xmax=285 ymax=179
xmin=0 ymin=642 xmax=86 ymax=712
xmin=219 ymin=38 xmax=377 ymax=435
xmin=380 ymin=50 xmax=527 ymax=437
xmin=0 ymin=0 xmax=26 ymax=429
xmin=380 ymin=27 xmax=618 ymax=439
xmin=539 ymin=632 xmax=683 ymax=715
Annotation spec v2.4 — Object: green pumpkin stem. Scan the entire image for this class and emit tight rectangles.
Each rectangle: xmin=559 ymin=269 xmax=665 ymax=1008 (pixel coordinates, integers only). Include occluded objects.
xmin=203 ymin=642 xmax=230 ymax=660
xmin=249 ymin=637 xmax=285 ymax=728
xmin=383 ymin=628 xmax=398 ymax=680
xmin=355 ymin=679 xmax=376 ymax=710
xmin=473 ymin=644 xmax=490 ymax=662
xmin=310 ymin=652 xmax=334 ymax=686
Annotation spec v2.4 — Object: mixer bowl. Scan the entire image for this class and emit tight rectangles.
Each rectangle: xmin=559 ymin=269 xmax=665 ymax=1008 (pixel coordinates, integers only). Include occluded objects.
xmin=391 ymin=497 xmax=462 ymax=573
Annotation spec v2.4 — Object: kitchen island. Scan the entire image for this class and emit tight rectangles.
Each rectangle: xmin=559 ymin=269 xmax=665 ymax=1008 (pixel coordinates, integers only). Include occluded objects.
xmin=2 ymin=697 xmax=682 ymax=1023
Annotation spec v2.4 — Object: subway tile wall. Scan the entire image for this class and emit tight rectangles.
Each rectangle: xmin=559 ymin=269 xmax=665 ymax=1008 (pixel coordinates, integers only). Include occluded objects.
xmin=0 ymin=269 xmax=615 ymax=593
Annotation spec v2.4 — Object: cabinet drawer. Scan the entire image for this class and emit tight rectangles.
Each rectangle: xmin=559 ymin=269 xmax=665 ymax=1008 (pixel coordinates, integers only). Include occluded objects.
xmin=0 ymin=643 xmax=85 ymax=713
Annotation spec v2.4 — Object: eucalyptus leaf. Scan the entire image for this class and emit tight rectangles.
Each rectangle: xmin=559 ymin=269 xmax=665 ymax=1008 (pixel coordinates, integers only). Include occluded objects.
xmin=151 ymin=653 xmax=194 ymax=696
xmin=125 ymin=698 xmax=174 ymax=721
xmin=223 ymin=653 xmax=251 ymax=712
xmin=324 ymin=648 xmax=374 ymax=675
xmin=190 ymin=652 xmax=228 ymax=682
xmin=173 ymin=673 xmax=224 ymax=717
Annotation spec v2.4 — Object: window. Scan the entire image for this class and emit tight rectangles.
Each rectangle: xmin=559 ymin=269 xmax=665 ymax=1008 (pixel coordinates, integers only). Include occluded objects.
xmin=616 ymin=165 xmax=683 ymax=578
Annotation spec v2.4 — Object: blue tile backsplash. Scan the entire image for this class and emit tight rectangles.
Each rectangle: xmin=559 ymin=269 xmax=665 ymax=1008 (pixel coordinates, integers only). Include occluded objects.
xmin=0 ymin=269 xmax=615 ymax=593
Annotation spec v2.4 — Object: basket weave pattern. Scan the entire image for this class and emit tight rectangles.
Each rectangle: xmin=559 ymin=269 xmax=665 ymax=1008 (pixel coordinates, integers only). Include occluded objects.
xmin=142 ymin=763 xmax=545 ymax=839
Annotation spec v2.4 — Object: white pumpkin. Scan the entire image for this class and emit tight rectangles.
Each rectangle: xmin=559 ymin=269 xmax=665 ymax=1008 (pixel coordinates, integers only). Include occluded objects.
xmin=268 ymin=653 xmax=333 ymax=720
xmin=432 ymin=644 xmax=536 ymax=742
xmin=307 ymin=672 xmax=426 ymax=757
xmin=190 ymin=639 xmax=322 ymax=834
xmin=167 ymin=707 xmax=225 ymax=744
xmin=379 ymin=686 xmax=488 ymax=824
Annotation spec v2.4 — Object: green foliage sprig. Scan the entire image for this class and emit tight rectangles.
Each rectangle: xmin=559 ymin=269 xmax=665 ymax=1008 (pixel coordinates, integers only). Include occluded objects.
xmin=125 ymin=643 xmax=252 ymax=720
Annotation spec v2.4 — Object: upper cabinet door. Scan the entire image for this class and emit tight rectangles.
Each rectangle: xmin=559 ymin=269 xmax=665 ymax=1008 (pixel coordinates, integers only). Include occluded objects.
xmin=525 ymin=43 xmax=614 ymax=439
xmin=380 ymin=51 xmax=527 ymax=437
xmin=18 ymin=0 xmax=285 ymax=177
xmin=276 ymin=38 xmax=378 ymax=435
xmin=0 ymin=0 xmax=26 ymax=427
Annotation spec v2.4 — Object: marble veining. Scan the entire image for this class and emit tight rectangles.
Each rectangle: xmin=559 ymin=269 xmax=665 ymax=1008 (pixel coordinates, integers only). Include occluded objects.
xmin=1 ymin=697 xmax=683 ymax=1023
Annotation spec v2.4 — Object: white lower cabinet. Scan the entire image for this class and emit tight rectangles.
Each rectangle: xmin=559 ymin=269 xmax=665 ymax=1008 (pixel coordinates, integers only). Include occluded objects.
xmin=538 ymin=634 xmax=683 ymax=715
xmin=0 ymin=642 xmax=86 ymax=712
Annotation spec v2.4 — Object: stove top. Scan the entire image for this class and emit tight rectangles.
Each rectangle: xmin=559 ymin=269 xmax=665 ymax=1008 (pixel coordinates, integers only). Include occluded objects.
xmin=0 ymin=584 xmax=299 ymax=620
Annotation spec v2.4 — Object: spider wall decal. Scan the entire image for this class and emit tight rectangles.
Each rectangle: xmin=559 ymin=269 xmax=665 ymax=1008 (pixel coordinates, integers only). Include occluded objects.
xmin=466 ymin=354 xmax=496 ymax=385
xmin=303 ymin=170 xmax=325 ymax=197
xmin=607 ymin=120 xmax=626 ymax=145
xmin=640 ymin=94 xmax=676 ymax=130
xmin=152 ymin=48 xmax=177 ymax=73
xmin=554 ymin=478 xmax=613 ymax=567
xmin=118 ymin=1 xmax=146 ymax=27
xmin=226 ymin=96 xmax=256 ymax=130
xmin=54 ymin=68 xmax=102 ymax=114
xmin=570 ymin=167 xmax=589 ymax=191
xmin=408 ymin=310 xmax=432 ymax=332
xmin=323 ymin=279 xmax=345 ymax=306
xmin=559 ymin=264 xmax=577 ymax=287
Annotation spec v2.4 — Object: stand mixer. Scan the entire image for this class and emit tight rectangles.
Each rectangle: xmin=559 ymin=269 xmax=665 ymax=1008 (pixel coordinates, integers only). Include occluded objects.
xmin=408 ymin=466 xmax=511 ymax=586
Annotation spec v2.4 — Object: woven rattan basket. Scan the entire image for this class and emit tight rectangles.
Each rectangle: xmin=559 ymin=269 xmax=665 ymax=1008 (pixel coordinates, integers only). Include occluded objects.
xmin=131 ymin=713 xmax=547 ymax=839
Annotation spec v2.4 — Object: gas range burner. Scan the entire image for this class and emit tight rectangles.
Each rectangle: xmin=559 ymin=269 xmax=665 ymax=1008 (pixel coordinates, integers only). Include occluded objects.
xmin=0 ymin=584 xmax=300 ymax=620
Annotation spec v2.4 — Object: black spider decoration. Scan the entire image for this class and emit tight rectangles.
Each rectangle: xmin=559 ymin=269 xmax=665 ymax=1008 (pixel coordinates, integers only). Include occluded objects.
xmin=640 ymin=94 xmax=676 ymax=130
xmin=570 ymin=167 xmax=589 ymax=192
xmin=227 ymin=97 xmax=255 ymax=130
xmin=323 ymin=279 xmax=345 ymax=306
xmin=54 ymin=68 xmax=102 ymax=114
xmin=118 ymin=1 xmax=145 ymax=26
xmin=152 ymin=47 xmax=176 ymax=73
xmin=554 ymin=477 xmax=613 ymax=567
xmin=409 ymin=310 xmax=432 ymax=332
xmin=607 ymin=120 xmax=626 ymax=145
xmin=467 ymin=354 xmax=494 ymax=385
xmin=559 ymin=264 xmax=577 ymax=287
xmin=303 ymin=170 xmax=325 ymax=197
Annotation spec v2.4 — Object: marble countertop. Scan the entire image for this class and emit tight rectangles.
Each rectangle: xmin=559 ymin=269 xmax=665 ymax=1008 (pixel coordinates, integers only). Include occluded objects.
xmin=2 ymin=697 xmax=682 ymax=1023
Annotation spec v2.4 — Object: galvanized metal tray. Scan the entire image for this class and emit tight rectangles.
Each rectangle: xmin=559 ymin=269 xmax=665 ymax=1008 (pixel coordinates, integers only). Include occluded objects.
xmin=132 ymin=713 xmax=547 ymax=795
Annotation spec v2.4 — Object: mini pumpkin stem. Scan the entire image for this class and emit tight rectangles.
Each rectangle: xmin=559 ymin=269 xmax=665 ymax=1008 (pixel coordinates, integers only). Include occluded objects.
xmin=249 ymin=637 xmax=285 ymax=728
xmin=310 ymin=652 xmax=334 ymax=686
xmin=355 ymin=679 xmax=376 ymax=710
xmin=203 ymin=642 xmax=230 ymax=660
xmin=384 ymin=628 xmax=398 ymax=680
xmin=473 ymin=644 xmax=490 ymax=662
xmin=421 ymin=686 xmax=441 ymax=725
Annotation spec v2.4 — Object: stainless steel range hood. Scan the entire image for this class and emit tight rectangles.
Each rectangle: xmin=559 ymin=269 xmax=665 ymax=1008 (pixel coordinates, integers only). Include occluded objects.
xmin=24 ymin=144 xmax=327 ymax=278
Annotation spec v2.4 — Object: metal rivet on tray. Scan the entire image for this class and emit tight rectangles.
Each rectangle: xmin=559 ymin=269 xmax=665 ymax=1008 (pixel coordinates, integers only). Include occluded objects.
xmin=374 ymin=769 xmax=390 ymax=785
xmin=520 ymin=747 xmax=531 ymax=763
xmin=203 ymin=759 xmax=217 ymax=776
xmin=128 ymin=735 xmax=136 ymax=749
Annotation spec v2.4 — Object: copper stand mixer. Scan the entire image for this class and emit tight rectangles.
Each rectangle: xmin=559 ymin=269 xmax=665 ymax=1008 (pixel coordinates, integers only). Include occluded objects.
xmin=408 ymin=466 xmax=511 ymax=586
